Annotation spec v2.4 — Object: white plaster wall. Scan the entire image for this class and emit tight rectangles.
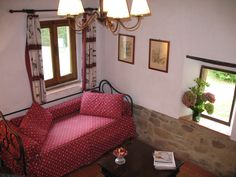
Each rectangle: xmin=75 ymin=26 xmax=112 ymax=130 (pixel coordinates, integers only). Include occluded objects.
xmin=100 ymin=0 xmax=236 ymax=128
xmin=0 ymin=0 xmax=99 ymax=116
xmin=181 ymin=0 xmax=236 ymax=100
xmin=102 ymin=0 xmax=187 ymax=118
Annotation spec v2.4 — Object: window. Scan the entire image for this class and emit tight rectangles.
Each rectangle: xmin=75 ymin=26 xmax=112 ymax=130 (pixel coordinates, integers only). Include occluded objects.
xmin=40 ymin=20 xmax=77 ymax=88
xmin=200 ymin=66 xmax=236 ymax=126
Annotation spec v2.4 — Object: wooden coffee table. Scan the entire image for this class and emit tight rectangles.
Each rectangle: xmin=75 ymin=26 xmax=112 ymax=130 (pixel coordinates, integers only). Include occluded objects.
xmin=97 ymin=139 xmax=184 ymax=177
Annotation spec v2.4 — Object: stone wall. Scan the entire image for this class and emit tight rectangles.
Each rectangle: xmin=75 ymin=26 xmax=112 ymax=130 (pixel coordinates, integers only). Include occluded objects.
xmin=133 ymin=105 xmax=236 ymax=177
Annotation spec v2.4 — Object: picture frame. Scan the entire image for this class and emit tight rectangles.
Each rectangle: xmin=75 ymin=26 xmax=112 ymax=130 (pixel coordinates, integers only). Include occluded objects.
xmin=118 ymin=34 xmax=135 ymax=64
xmin=148 ymin=39 xmax=170 ymax=73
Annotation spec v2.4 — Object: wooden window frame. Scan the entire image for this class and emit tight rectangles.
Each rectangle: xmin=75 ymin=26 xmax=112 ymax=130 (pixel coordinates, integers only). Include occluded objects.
xmin=200 ymin=65 xmax=236 ymax=126
xmin=40 ymin=19 xmax=77 ymax=88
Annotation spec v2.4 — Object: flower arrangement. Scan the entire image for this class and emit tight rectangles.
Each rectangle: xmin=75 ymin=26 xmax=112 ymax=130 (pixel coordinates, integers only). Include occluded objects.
xmin=113 ymin=147 xmax=128 ymax=158
xmin=182 ymin=78 xmax=215 ymax=122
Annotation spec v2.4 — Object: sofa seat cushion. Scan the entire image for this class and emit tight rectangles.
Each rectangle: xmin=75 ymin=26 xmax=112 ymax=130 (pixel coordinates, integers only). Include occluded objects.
xmin=80 ymin=92 xmax=123 ymax=119
xmin=41 ymin=113 xmax=115 ymax=153
xmin=33 ymin=114 xmax=115 ymax=177
xmin=19 ymin=103 xmax=53 ymax=146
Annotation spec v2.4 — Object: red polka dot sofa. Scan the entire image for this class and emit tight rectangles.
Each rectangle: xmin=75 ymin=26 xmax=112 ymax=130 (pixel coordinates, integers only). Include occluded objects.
xmin=0 ymin=80 xmax=136 ymax=177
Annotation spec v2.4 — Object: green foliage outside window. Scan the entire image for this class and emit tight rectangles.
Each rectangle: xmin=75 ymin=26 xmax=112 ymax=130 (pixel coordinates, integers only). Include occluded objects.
xmin=41 ymin=26 xmax=68 ymax=47
xmin=212 ymin=70 xmax=236 ymax=83
xmin=58 ymin=26 xmax=68 ymax=47
xmin=41 ymin=28 xmax=50 ymax=46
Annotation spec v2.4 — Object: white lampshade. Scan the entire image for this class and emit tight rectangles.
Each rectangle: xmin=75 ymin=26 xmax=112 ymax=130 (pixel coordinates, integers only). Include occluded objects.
xmin=102 ymin=0 xmax=111 ymax=12
xmin=57 ymin=0 xmax=84 ymax=16
xmin=107 ymin=0 xmax=130 ymax=19
xmin=130 ymin=0 xmax=150 ymax=16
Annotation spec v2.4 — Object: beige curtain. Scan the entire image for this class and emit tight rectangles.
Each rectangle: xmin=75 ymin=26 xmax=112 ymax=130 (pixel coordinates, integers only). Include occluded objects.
xmin=82 ymin=11 xmax=97 ymax=90
xmin=25 ymin=14 xmax=46 ymax=103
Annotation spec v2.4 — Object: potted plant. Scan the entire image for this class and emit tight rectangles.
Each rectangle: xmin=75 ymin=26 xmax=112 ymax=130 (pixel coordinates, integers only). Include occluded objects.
xmin=182 ymin=78 xmax=215 ymax=122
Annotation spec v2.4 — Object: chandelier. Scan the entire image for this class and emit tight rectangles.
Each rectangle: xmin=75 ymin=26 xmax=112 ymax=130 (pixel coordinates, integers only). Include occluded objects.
xmin=57 ymin=0 xmax=151 ymax=33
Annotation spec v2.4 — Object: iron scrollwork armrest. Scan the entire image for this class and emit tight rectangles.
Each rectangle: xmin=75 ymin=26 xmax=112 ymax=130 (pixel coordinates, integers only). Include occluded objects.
xmin=0 ymin=111 xmax=27 ymax=175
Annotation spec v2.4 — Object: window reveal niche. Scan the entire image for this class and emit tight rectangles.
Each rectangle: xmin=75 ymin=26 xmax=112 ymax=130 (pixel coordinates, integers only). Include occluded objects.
xmin=200 ymin=66 xmax=236 ymax=126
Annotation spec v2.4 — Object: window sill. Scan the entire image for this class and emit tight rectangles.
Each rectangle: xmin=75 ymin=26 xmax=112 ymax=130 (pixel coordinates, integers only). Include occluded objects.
xmin=179 ymin=115 xmax=232 ymax=136
xmin=46 ymin=80 xmax=81 ymax=92
xmin=46 ymin=81 xmax=82 ymax=102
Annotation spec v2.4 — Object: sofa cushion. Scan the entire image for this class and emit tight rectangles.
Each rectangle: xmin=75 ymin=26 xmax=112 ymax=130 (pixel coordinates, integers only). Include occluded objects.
xmin=47 ymin=97 xmax=82 ymax=120
xmin=19 ymin=102 xmax=53 ymax=145
xmin=0 ymin=120 xmax=41 ymax=162
xmin=80 ymin=92 xmax=123 ymax=119
xmin=42 ymin=114 xmax=115 ymax=153
xmin=9 ymin=122 xmax=41 ymax=162
xmin=9 ymin=116 xmax=24 ymax=127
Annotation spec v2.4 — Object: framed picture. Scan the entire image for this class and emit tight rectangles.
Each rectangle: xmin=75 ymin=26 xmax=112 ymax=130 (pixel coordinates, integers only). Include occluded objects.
xmin=118 ymin=34 xmax=135 ymax=64
xmin=149 ymin=39 xmax=170 ymax=72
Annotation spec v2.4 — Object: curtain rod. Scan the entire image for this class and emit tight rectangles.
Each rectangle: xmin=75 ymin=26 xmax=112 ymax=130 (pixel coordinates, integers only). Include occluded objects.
xmin=186 ymin=55 xmax=236 ymax=68
xmin=9 ymin=9 xmax=57 ymax=14
xmin=9 ymin=8 xmax=98 ymax=14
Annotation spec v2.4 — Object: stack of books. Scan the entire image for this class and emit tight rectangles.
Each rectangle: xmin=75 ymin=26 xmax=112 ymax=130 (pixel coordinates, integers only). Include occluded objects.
xmin=153 ymin=151 xmax=176 ymax=170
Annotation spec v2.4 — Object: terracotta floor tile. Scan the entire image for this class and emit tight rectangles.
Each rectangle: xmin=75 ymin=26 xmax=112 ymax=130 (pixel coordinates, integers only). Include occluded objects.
xmin=177 ymin=161 xmax=218 ymax=177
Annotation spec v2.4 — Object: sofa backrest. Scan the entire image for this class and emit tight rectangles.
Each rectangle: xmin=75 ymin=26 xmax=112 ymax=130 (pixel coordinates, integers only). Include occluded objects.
xmin=46 ymin=97 xmax=82 ymax=120
xmin=8 ymin=97 xmax=82 ymax=126
xmin=10 ymin=116 xmax=24 ymax=127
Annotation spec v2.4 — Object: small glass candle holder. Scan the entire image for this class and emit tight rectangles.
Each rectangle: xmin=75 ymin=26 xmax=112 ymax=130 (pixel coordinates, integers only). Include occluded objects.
xmin=113 ymin=147 xmax=128 ymax=165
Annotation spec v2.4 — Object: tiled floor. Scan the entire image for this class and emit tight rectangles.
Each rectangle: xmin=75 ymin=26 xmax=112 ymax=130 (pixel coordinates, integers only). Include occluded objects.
xmin=177 ymin=161 xmax=218 ymax=177
xmin=64 ymin=161 xmax=218 ymax=177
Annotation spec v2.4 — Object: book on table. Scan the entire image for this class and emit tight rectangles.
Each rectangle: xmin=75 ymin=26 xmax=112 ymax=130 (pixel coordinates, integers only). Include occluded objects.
xmin=153 ymin=151 xmax=176 ymax=170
